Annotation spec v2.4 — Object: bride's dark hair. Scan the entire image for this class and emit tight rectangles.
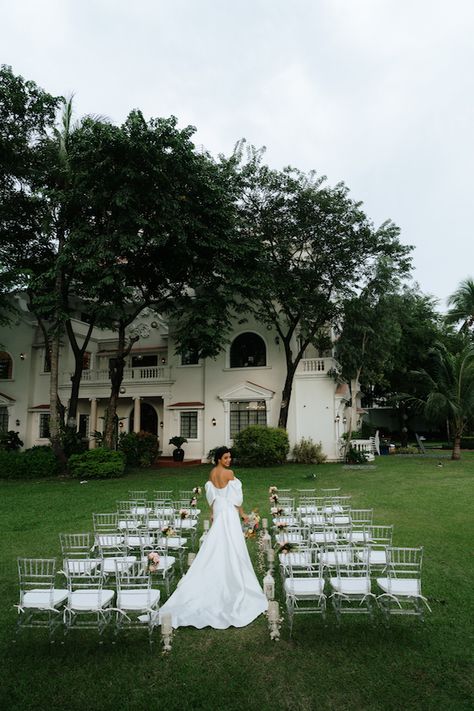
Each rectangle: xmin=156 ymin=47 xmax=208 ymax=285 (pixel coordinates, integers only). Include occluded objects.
xmin=213 ymin=446 xmax=231 ymax=464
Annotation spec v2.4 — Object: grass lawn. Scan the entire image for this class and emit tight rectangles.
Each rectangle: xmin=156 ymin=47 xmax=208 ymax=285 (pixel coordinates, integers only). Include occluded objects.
xmin=0 ymin=455 xmax=473 ymax=711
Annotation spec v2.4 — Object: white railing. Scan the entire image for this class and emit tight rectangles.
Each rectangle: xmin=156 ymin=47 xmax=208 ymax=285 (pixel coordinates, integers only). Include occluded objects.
xmin=297 ymin=358 xmax=333 ymax=374
xmin=75 ymin=366 xmax=170 ymax=384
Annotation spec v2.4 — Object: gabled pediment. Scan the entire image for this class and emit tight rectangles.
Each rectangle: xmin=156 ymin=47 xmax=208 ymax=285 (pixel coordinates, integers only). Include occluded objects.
xmin=0 ymin=392 xmax=15 ymax=406
xmin=218 ymin=381 xmax=274 ymax=401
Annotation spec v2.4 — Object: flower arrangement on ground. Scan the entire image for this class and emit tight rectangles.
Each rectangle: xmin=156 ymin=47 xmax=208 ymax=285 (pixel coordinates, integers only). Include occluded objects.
xmin=243 ymin=508 xmax=261 ymax=539
xmin=147 ymin=551 xmax=160 ymax=572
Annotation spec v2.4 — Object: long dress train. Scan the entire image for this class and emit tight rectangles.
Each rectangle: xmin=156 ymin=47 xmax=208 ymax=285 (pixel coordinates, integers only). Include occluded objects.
xmin=158 ymin=478 xmax=268 ymax=629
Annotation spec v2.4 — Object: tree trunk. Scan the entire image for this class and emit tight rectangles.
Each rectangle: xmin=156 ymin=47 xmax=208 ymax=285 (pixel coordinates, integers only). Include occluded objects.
xmin=103 ymin=326 xmax=139 ymax=449
xmin=49 ymin=328 xmax=66 ymax=469
xmin=451 ymin=435 xmax=461 ymax=461
xmin=65 ymin=319 xmax=95 ymax=426
xmin=278 ymin=364 xmax=297 ymax=429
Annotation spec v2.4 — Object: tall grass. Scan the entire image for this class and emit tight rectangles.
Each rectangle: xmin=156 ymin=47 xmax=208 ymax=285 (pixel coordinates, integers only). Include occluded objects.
xmin=0 ymin=456 xmax=473 ymax=711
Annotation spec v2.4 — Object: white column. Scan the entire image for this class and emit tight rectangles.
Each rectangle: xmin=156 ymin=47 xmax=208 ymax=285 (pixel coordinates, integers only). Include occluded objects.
xmin=89 ymin=398 xmax=98 ymax=449
xmin=133 ymin=397 xmax=141 ymax=433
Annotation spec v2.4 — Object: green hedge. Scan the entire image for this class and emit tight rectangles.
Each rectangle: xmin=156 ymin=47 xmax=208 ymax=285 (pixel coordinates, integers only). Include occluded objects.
xmin=68 ymin=448 xmax=126 ymax=479
xmin=0 ymin=446 xmax=60 ymax=479
xmin=118 ymin=431 xmax=160 ymax=467
xmin=292 ymin=437 xmax=327 ymax=464
xmin=233 ymin=426 xmax=289 ymax=466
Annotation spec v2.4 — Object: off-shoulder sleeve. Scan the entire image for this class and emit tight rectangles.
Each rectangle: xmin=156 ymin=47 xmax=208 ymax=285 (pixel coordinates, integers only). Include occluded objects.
xmin=229 ymin=478 xmax=243 ymax=507
xmin=205 ymin=480 xmax=215 ymax=506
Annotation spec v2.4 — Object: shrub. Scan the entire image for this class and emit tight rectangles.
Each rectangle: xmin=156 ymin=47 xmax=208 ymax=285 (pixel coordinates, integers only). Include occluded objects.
xmin=396 ymin=446 xmax=419 ymax=455
xmin=292 ymin=438 xmax=327 ymax=464
xmin=118 ymin=431 xmax=160 ymax=467
xmin=345 ymin=447 xmax=369 ymax=465
xmin=68 ymin=448 xmax=126 ymax=479
xmin=0 ymin=446 xmax=60 ymax=479
xmin=0 ymin=430 xmax=23 ymax=451
xmin=233 ymin=426 xmax=289 ymax=466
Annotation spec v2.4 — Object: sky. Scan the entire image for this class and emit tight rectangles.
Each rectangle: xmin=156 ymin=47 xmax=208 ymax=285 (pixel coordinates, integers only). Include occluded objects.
xmin=2 ymin=0 xmax=474 ymax=311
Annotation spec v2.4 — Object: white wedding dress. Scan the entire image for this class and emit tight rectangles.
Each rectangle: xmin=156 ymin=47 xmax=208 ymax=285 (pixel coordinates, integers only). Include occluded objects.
xmin=159 ymin=478 xmax=268 ymax=629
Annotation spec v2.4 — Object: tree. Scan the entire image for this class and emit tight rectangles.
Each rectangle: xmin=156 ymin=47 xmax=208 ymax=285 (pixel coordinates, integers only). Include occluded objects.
xmin=64 ymin=111 xmax=242 ymax=448
xmin=334 ymin=258 xmax=405 ymax=446
xmin=235 ymin=146 xmax=412 ymax=428
xmin=408 ymin=343 xmax=474 ymax=460
xmin=445 ymin=277 xmax=474 ymax=333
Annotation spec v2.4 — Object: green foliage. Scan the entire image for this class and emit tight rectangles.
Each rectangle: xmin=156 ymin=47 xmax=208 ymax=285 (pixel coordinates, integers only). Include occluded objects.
xmin=118 ymin=431 xmax=160 ymax=467
xmin=291 ymin=438 xmax=327 ymax=464
xmin=169 ymin=436 xmax=187 ymax=449
xmin=395 ymin=446 xmax=419 ymax=454
xmin=0 ymin=430 xmax=23 ymax=451
xmin=68 ymin=448 xmax=126 ymax=479
xmin=0 ymin=445 xmax=60 ymax=479
xmin=345 ymin=447 xmax=369 ymax=464
xmin=233 ymin=425 xmax=289 ymax=466
xmin=60 ymin=427 xmax=87 ymax=458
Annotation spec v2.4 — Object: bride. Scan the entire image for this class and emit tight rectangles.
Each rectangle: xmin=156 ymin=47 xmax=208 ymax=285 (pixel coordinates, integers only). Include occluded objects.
xmin=159 ymin=446 xmax=268 ymax=629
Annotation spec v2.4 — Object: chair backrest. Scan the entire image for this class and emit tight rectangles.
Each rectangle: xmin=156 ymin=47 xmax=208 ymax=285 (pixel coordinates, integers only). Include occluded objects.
xmin=320 ymin=488 xmax=341 ymax=496
xmin=93 ymin=512 xmax=118 ymax=533
xmin=63 ymin=558 xmax=104 ymax=589
xmin=128 ymin=490 xmax=148 ymax=500
xmin=115 ymin=559 xmax=150 ymax=591
xmin=334 ymin=546 xmax=369 ymax=578
xmin=96 ymin=533 xmax=127 ymax=557
xmin=60 ymin=532 xmax=94 ymax=558
xmin=350 ymin=509 xmax=374 ymax=525
xmin=287 ymin=547 xmax=323 ymax=578
xmin=18 ymin=557 xmax=57 ymax=594
xmin=153 ymin=490 xmax=173 ymax=503
xmin=386 ymin=546 xmax=423 ymax=580
xmin=369 ymin=525 xmax=393 ymax=547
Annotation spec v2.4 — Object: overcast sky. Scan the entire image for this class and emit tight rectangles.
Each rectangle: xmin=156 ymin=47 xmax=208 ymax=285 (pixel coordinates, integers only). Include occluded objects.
xmin=2 ymin=0 xmax=473 ymax=310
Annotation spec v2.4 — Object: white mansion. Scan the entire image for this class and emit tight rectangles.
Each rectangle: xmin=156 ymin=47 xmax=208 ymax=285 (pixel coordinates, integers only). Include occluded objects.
xmin=0 ymin=295 xmax=350 ymax=461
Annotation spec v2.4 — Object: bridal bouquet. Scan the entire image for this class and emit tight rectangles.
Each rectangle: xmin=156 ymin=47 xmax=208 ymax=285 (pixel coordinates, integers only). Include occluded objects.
xmin=147 ymin=551 xmax=160 ymax=573
xmin=243 ymin=508 xmax=261 ymax=539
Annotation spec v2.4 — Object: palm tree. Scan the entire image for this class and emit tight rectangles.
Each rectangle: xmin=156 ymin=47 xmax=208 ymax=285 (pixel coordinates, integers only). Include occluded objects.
xmin=410 ymin=343 xmax=474 ymax=460
xmin=446 ymin=277 xmax=474 ymax=332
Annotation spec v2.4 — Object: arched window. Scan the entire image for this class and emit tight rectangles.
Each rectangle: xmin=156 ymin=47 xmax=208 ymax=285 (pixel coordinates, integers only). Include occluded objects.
xmin=0 ymin=352 xmax=13 ymax=379
xmin=230 ymin=333 xmax=266 ymax=368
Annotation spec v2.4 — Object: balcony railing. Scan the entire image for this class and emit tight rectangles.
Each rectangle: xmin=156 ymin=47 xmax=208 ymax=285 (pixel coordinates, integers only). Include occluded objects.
xmin=297 ymin=358 xmax=334 ymax=375
xmin=71 ymin=366 xmax=170 ymax=384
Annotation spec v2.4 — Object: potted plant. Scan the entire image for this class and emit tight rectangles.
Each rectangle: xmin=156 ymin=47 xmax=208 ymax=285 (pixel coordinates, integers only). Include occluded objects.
xmin=169 ymin=436 xmax=187 ymax=462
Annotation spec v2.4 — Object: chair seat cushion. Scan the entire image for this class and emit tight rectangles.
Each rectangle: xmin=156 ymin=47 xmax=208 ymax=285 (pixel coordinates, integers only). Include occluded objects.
xmin=376 ymin=578 xmax=421 ymax=597
xmin=22 ymin=589 xmax=69 ymax=609
xmin=172 ymin=519 xmax=196 ymax=529
xmin=117 ymin=589 xmax=160 ymax=611
xmin=310 ymin=532 xmax=338 ymax=544
xmin=69 ymin=589 xmax=115 ymax=610
xmin=330 ymin=577 xmax=371 ymax=595
xmin=279 ymin=552 xmax=312 ymax=567
xmin=127 ymin=535 xmax=155 ymax=548
xmin=342 ymin=531 xmax=370 ymax=543
xmin=118 ymin=519 xmax=141 ymax=530
xmin=103 ymin=556 xmax=137 ymax=574
xmin=96 ymin=534 xmax=124 ymax=547
xmin=284 ymin=578 xmax=325 ymax=597
xmin=356 ymin=550 xmax=387 ymax=565
xmin=318 ymin=551 xmax=351 ymax=567
xmin=157 ymin=537 xmax=187 ymax=548
xmin=66 ymin=560 xmax=99 ymax=575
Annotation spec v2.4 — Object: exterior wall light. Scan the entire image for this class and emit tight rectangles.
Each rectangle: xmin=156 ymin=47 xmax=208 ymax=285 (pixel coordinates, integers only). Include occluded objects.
xmin=119 ymin=387 xmax=126 ymax=394
xmin=335 ymin=415 xmax=340 ymax=423
xmin=20 ymin=353 xmax=26 ymax=360
xmin=211 ymin=418 xmax=217 ymax=426
xmin=15 ymin=419 xmax=20 ymax=427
